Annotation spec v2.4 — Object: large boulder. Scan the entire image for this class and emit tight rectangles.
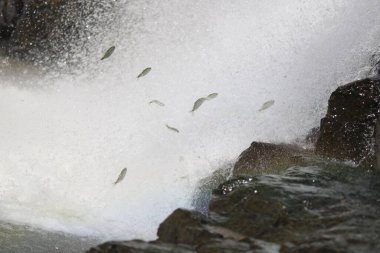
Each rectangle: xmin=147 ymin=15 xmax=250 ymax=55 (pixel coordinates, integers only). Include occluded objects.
xmin=233 ymin=142 xmax=311 ymax=177
xmin=315 ymin=78 xmax=380 ymax=168
xmin=87 ymin=163 xmax=380 ymax=253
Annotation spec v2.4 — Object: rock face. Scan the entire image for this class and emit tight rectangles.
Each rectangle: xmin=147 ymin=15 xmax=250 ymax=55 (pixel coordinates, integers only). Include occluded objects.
xmin=0 ymin=0 xmax=87 ymax=60
xmin=377 ymin=120 xmax=380 ymax=170
xmin=0 ymin=0 xmax=23 ymax=39
xmin=233 ymin=142 xmax=310 ymax=177
xmin=87 ymin=164 xmax=380 ymax=253
xmin=9 ymin=0 xmax=82 ymax=58
xmin=315 ymin=78 xmax=380 ymax=168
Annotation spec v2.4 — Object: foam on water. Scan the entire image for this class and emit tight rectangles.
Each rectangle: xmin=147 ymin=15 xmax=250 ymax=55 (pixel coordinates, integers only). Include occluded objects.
xmin=1 ymin=0 xmax=380 ymax=240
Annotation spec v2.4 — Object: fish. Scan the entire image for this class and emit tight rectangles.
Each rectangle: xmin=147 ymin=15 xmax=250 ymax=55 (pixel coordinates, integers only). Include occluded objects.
xmin=258 ymin=100 xmax=275 ymax=112
xmin=113 ymin=168 xmax=127 ymax=185
xmin=101 ymin=46 xmax=116 ymax=60
xmin=190 ymin=92 xmax=218 ymax=113
xmin=190 ymin=97 xmax=207 ymax=113
xmin=149 ymin=100 xmax=165 ymax=106
xmin=166 ymin=124 xmax=180 ymax=133
xmin=137 ymin=67 xmax=152 ymax=78
xmin=206 ymin=93 xmax=218 ymax=100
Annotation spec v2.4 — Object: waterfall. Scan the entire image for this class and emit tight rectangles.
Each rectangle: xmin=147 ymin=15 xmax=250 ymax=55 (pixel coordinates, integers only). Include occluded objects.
xmin=0 ymin=0 xmax=380 ymax=240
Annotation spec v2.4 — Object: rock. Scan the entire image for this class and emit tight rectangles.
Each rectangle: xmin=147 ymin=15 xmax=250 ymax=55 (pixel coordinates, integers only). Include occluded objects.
xmin=196 ymin=238 xmax=257 ymax=253
xmin=86 ymin=163 xmax=380 ymax=253
xmin=0 ymin=0 xmax=23 ymax=39
xmin=315 ymin=78 xmax=380 ymax=168
xmin=157 ymin=209 xmax=221 ymax=245
xmin=304 ymin=127 xmax=320 ymax=147
xmin=233 ymin=142 xmax=310 ymax=177
xmin=377 ymin=120 xmax=380 ymax=170
xmin=8 ymin=0 xmax=82 ymax=58
xmin=87 ymin=240 xmax=194 ymax=253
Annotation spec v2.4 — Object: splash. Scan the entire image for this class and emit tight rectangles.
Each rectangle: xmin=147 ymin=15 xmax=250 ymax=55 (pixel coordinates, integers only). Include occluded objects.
xmin=0 ymin=0 xmax=380 ymax=240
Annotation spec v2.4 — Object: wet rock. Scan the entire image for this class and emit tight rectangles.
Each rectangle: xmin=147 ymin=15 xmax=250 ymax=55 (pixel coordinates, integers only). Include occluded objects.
xmin=196 ymin=238 xmax=257 ymax=253
xmin=304 ymin=127 xmax=320 ymax=146
xmin=87 ymin=240 xmax=194 ymax=253
xmin=157 ymin=209 xmax=221 ymax=245
xmin=9 ymin=0 xmax=82 ymax=58
xmin=377 ymin=120 xmax=380 ymax=170
xmin=233 ymin=142 xmax=310 ymax=177
xmin=315 ymin=78 xmax=380 ymax=168
xmin=0 ymin=0 xmax=23 ymax=39
xmin=87 ymin=163 xmax=380 ymax=253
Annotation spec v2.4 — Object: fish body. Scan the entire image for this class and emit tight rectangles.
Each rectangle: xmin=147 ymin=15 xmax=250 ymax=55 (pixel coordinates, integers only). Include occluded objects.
xmin=259 ymin=100 xmax=275 ymax=112
xmin=206 ymin=93 xmax=218 ymax=100
xmin=101 ymin=46 xmax=115 ymax=60
xmin=190 ymin=98 xmax=206 ymax=113
xmin=114 ymin=168 xmax=127 ymax=185
xmin=137 ymin=67 xmax=152 ymax=78
xmin=149 ymin=100 xmax=165 ymax=106
xmin=190 ymin=92 xmax=218 ymax=113
xmin=166 ymin=124 xmax=179 ymax=133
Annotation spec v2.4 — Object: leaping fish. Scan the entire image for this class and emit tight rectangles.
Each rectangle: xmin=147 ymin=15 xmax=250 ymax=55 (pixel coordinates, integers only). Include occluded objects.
xmin=190 ymin=98 xmax=207 ymax=113
xmin=114 ymin=168 xmax=127 ymax=185
xmin=101 ymin=46 xmax=116 ymax=60
xmin=166 ymin=124 xmax=180 ymax=133
xmin=190 ymin=92 xmax=218 ymax=113
xmin=258 ymin=100 xmax=275 ymax=112
xmin=137 ymin=67 xmax=152 ymax=78
xmin=149 ymin=100 xmax=165 ymax=107
xmin=206 ymin=93 xmax=218 ymax=100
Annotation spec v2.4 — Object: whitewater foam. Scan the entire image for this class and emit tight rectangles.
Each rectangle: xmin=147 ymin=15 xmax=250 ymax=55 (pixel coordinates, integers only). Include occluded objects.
xmin=1 ymin=0 xmax=380 ymax=240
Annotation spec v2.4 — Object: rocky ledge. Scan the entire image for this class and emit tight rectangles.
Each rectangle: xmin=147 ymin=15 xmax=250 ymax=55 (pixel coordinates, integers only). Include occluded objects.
xmin=87 ymin=78 xmax=380 ymax=253
xmin=0 ymin=0 xmax=87 ymax=60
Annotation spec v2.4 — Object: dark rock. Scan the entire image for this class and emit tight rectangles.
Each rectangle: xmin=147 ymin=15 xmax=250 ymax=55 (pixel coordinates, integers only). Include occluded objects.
xmin=304 ymin=127 xmax=320 ymax=146
xmin=196 ymin=238 xmax=256 ymax=253
xmin=86 ymin=240 xmax=194 ymax=253
xmin=9 ymin=0 xmax=82 ymax=59
xmin=233 ymin=142 xmax=310 ymax=177
xmin=0 ymin=0 xmax=23 ymax=39
xmin=377 ymin=120 xmax=380 ymax=170
xmin=315 ymin=78 xmax=380 ymax=168
xmin=157 ymin=209 xmax=221 ymax=245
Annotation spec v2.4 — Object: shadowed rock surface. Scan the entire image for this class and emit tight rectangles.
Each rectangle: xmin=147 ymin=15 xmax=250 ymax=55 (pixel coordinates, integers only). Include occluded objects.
xmin=9 ymin=0 xmax=83 ymax=59
xmin=233 ymin=142 xmax=311 ymax=177
xmin=0 ymin=0 xmax=101 ymax=62
xmin=87 ymin=163 xmax=380 ymax=253
xmin=0 ymin=0 xmax=23 ymax=39
xmin=316 ymin=78 xmax=380 ymax=168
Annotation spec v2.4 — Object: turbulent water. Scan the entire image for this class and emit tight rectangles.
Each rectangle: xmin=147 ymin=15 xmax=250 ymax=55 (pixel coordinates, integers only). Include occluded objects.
xmin=1 ymin=0 xmax=380 ymax=246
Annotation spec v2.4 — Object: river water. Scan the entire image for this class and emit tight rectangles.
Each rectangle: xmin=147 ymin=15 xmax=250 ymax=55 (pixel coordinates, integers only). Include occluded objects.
xmin=0 ymin=1 xmax=380 ymax=252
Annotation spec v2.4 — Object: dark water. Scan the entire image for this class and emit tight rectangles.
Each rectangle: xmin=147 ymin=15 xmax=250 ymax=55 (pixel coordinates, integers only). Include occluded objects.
xmin=0 ymin=222 xmax=98 ymax=253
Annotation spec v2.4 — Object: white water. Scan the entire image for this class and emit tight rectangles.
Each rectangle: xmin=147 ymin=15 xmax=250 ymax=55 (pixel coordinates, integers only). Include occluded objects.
xmin=1 ymin=0 xmax=380 ymax=241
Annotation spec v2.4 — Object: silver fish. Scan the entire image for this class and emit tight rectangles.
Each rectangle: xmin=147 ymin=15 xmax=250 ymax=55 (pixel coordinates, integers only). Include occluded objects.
xmin=190 ymin=97 xmax=206 ymax=113
xmin=258 ymin=100 xmax=275 ymax=112
xmin=101 ymin=46 xmax=115 ymax=60
xmin=137 ymin=67 xmax=152 ymax=78
xmin=149 ymin=100 xmax=165 ymax=106
xmin=114 ymin=168 xmax=127 ymax=185
xmin=166 ymin=124 xmax=180 ymax=133
xmin=206 ymin=93 xmax=218 ymax=100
